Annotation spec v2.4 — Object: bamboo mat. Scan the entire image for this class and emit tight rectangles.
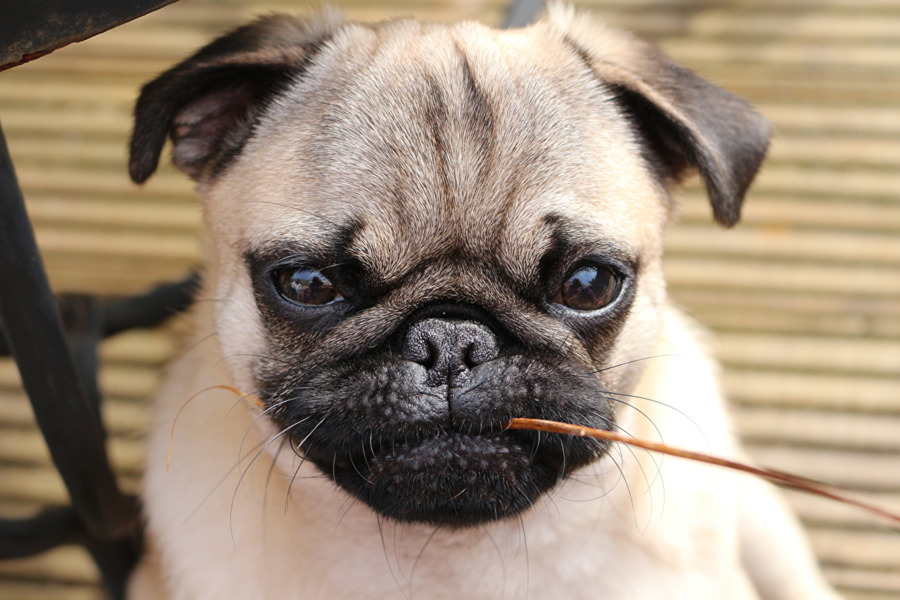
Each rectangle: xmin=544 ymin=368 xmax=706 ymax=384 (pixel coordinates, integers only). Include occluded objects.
xmin=0 ymin=1 xmax=898 ymax=598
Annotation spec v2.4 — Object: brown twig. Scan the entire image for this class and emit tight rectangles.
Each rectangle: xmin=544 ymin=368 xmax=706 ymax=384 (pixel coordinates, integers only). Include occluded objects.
xmin=167 ymin=384 xmax=900 ymax=525
xmin=505 ymin=417 xmax=900 ymax=526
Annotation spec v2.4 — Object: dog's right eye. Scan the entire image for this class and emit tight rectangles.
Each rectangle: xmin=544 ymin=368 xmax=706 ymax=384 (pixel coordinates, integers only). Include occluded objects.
xmin=274 ymin=267 xmax=343 ymax=306
xmin=552 ymin=264 xmax=620 ymax=312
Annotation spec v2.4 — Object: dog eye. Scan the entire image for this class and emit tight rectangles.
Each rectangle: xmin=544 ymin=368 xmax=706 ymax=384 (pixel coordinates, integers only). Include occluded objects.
xmin=275 ymin=268 xmax=343 ymax=306
xmin=553 ymin=265 xmax=620 ymax=311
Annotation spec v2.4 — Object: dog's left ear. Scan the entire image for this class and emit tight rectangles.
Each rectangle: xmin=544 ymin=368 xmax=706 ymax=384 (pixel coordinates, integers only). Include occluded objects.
xmin=548 ymin=6 xmax=771 ymax=227
xmin=129 ymin=12 xmax=342 ymax=184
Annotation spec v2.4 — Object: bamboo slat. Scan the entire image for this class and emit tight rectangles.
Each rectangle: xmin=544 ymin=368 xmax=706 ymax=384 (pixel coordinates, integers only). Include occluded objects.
xmin=677 ymin=195 xmax=900 ymax=232
xmin=735 ymin=407 xmax=900 ymax=451
xmin=0 ymin=392 xmax=149 ymax=435
xmin=809 ymin=529 xmax=900 ymax=570
xmin=724 ymin=370 xmax=899 ymax=412
xmin=0 ymin=547 xmax=98 ymax=585
xmin=715 ymin=333 xmax=900 ymax=376
xmin=664 ymin=259 xmax=900 ymax=296
xmin=759 ymin=105 xmax=900 ymax=135
xmin=0 ymin=581 xmax=103 ymax=600
xmin=745 ymin=446 xmax=900 ymax=491
xmin=783 ymin=489 xmax=900 ymax=529
xmin=666 ymin=226 xmax=900 ymax=265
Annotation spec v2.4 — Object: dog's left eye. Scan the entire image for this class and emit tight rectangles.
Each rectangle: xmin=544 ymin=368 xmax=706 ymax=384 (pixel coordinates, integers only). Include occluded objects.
xmin=552 ymin=264 xmax=620 ymax=311
xmin=274 ymin=267 xmax=343 ymax=306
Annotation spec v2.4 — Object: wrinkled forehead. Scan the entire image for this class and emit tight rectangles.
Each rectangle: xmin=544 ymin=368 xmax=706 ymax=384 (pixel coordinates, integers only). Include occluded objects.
xmin=212 ymin=18 xmax=665 ymax=275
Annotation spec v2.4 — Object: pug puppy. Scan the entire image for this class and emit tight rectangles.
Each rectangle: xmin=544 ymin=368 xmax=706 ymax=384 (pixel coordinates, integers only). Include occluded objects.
xmin=126 ymin=5 xmax=841 ymax=599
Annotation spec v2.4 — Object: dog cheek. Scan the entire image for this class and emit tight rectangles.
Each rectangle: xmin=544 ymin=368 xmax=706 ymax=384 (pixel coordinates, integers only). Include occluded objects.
xmin=595 ymin=290 xmax=664 ymax=394
xmin=212 ymin=267 xmax=271 ymax=393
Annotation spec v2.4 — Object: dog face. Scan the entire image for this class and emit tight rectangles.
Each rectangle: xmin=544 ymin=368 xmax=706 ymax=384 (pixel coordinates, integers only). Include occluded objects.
xmin=130 ymin=7 xmax=769 ymax=527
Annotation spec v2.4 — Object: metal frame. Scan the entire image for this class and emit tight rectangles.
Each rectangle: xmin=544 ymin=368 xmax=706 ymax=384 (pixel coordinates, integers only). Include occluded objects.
xmin=0 ymin=2 xmax=183 ymax=597
xmin=0 ymin=0 xmax=543 ymax=597
xmin=0 ymin=120 xmax=198 ymax=597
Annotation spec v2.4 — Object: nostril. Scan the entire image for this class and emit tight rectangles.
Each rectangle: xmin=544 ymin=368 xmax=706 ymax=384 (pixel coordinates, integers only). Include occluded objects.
xmin=465 ymin=334 xmax=498 ymax=368
xmin=401 ymin=328 xmax=435 ymax=366
xmin=421 ymin=339 xmax=439 ymax=370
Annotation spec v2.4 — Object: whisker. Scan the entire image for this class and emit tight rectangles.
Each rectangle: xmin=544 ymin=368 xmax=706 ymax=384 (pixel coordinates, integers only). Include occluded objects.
xmin=247 ymin=200 xmax=342 ymax=229
xmin=179 ymin=436 xmax=268 ymax=524
xmin=167 ymin=384 xmax=265 ymax=471
xmin=332 ymin=496 xmax=361 ymax=534
xmin=594 ymin=353 xmax=683 ymax=373
xmin=263 ymin=437 xmax=288 ymax=514
xmin=236 ymin=392 xmax=301 ymax=476
xmin=584 ymin=413 xmax=663 ymax=515
xmin=349 ymin=450 xmax=374 ymax=485
xmin=479 ymin=524 xmax=508 ymax=598
xmin=409 ymin=526 xmax=442 ymax=598
xmin=168 ymin=329 xmax=219 ymax=363
xmin=607 ymin=441 xmax=642 ymax=532
xmin=285 ymin=417 xmax=328 ymax=505
xmin=230 ymin=418 xmax=310 ymax=543
xmin=517 ymin=514 xmax=530 ymax=600
xmin=597 ymin=396 xmax=667 ymax=500
xmin=376 ymin=515 xmax=410 ymax=599
xmin=602 ymin=389 xmax=709 ymax=448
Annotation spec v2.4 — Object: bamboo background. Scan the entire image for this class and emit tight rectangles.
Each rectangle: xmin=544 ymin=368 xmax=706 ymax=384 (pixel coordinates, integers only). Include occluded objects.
xmin=0 ymin=0 xmax=898 ymax=598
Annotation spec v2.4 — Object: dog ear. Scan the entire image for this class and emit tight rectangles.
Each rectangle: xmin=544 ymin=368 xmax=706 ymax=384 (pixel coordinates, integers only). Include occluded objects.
xmin=129 ymin=12 xmax=341 ymax=184
xmin=548 ymin=7 xmax=771 ymax=227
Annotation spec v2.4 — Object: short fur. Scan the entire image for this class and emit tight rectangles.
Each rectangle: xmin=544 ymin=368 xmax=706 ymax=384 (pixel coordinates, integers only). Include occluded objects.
xmin=127 ymin=6 xmax=841 ymax=599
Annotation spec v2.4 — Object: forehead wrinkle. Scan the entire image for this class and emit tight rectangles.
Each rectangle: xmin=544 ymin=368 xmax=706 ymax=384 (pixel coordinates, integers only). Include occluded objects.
xmin=447 ymin=27 xmax=601 ymax=256
xmin=497 ymin=207 xmax=558 ymax=285
xmin=346 ymin=214 xmax=455 ymax=286
xmin=296 ymin=26 xmax=456 ymax=275
xmin=277 ymin=19 xmax=623 ymax=284
xmin=310 ymin=25 xmax=507 ymax=280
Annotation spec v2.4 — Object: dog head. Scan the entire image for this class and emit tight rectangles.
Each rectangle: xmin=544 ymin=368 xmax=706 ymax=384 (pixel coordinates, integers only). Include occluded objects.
xmin=130 ymin=6 xmax=769 ymax=527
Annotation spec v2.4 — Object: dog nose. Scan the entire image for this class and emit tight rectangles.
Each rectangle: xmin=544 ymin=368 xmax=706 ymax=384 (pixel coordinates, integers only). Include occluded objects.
xmin=401 ymin=318 xmax=499 ymax=384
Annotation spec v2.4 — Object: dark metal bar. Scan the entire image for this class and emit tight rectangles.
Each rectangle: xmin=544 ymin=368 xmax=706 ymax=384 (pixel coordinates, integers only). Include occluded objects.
xmin=0 ymin=121 xmax=137 ymax=540
xmin=1 ymin=508 xmax=142 ymax=600
xmin=0 ymin=0 xmax=179 ymax=71
xmin=59 ymin=294 xmax=106 ymax=429
xmin=0 ymin=274 xmax=199 ymax=357
xmin=87 ymin=535 xmax=144 ymax=600
xmin=102 ymin=273 xmax=199 ymax=337
xmin=1 ymin=2 xmax=188 ymax=595
xmin=0 ymin=507 xmax=86 ymax=559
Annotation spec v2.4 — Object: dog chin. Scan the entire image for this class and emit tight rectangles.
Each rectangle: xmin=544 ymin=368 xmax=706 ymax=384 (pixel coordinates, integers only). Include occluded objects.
xmin=301 ymin=426 xmax=605 ymax=527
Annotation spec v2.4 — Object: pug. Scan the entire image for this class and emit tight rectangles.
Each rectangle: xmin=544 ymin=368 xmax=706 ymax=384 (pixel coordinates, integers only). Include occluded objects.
xmin=125 ymin=5 xmax=841 ymax=599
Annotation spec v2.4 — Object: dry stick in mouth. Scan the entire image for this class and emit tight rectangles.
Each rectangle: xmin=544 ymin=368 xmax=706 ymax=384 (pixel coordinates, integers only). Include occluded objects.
xmin=505 ymin=417 xmax=900 ymax=526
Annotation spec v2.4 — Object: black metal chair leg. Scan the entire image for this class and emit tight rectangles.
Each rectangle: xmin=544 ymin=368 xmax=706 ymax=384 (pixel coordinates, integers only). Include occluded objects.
xmin=0 ymin=118 xmax=138 ymax=544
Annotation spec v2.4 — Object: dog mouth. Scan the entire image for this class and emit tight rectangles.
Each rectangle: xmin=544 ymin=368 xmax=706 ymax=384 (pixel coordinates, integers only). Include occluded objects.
xmin=301 ymin=426 xmax=594 ymax=527
xmin=268 ymin=341 xmax=615 ymax=526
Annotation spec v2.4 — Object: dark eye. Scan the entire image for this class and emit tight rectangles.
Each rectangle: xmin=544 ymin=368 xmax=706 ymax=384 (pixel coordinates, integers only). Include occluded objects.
xmin=275 ymin=267 xmax=343 ymax=306
xmin=553 ymin=264 xmax=620 ymax=311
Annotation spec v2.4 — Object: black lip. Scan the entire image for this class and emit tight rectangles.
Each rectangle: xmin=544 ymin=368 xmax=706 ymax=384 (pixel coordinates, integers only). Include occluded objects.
xmin=299 ymin=426 xmax=604 ymax=527
xmin=329 ymin=431 xmax=542 ymax=526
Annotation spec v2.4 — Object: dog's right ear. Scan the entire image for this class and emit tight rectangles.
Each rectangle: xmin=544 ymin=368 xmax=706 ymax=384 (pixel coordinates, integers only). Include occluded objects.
xmin=545 ymin=5 xmax=770 ymax=228
xmin=129 ymin=12 xmax=341 ymax=184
